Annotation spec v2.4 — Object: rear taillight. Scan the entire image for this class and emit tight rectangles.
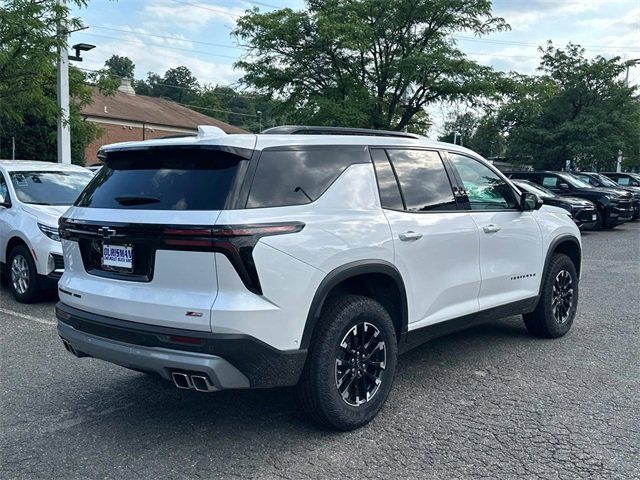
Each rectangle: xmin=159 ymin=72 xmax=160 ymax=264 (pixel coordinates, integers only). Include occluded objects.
xmin=161 ymin=223 xmax=305 ymax=294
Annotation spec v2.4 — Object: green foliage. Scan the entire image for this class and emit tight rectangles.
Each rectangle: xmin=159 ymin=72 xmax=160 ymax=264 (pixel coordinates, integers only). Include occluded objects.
xmin=233 ymin=0 xmax=509 ymax=132
xmin=503 ymin=43 xmax=640 ymax=170
xmin=104 ymin=54 xmax=135 ymax=79
xmin=438 ymin=110 xmax=505 ymax=157
xmin=0 ymin=0 xmax=98 ymax=164
xmin=132 ymin=65 xmax=279 ymax=132
xmin=134 ymin=67 xmax=200 ymax=104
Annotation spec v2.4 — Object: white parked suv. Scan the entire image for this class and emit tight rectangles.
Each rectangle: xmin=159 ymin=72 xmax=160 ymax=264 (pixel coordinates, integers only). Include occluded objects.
xmin=56 ymin=126 xmax=581 ymax=430
xmin=0 ymin=161 xmax=93 ymax=302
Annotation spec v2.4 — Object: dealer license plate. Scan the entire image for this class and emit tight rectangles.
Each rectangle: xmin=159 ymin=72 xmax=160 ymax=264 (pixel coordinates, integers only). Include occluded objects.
xmin=102 ymin=244 xmax=133 ymax=270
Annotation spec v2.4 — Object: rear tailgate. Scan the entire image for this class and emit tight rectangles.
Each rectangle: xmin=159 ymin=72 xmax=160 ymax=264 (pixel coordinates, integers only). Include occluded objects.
xmin=58 ymin=144 xmax=252 ymax=331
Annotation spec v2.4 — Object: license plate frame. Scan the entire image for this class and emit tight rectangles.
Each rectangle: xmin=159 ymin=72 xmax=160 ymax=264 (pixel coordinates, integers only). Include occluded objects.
xmin=101 ymin=243 xmax=134 ymax=272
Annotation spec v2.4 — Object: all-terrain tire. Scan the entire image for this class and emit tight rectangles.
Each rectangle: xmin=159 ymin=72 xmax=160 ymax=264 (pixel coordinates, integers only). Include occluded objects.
xmin=296 ymin=294 xmax=398 ymax=430
xmin=523 ymin=253 xmax=578 ymax=338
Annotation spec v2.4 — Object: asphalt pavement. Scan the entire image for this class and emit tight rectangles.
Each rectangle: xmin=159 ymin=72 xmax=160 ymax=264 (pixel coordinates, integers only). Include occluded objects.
xmin=1 ymin=223 xmax=639 ymax=479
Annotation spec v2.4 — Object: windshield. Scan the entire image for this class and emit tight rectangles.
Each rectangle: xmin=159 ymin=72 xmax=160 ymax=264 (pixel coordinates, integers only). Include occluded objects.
xmin=594 ymin=173 xmax=619 ymax=187
xmin=559 ymin=173 xmax=592 ymax=189
xmin=10 ymin=170 xmax=94 ymax=206
xmin=513 ymin=180 xmax=554 ymax=198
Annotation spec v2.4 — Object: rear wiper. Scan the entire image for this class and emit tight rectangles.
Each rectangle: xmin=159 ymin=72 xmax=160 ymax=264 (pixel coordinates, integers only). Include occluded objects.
xmin=114 ymin=195 xmax=161 ymax=206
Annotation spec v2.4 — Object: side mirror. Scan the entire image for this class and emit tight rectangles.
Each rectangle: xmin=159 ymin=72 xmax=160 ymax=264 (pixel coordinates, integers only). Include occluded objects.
xmin=0 ymin=193 xmax=9 ymax=208
xmin=558 ymin=182 xmax=570 ymax=191
xmin=521 ymin=192 xmax=542 ymax=211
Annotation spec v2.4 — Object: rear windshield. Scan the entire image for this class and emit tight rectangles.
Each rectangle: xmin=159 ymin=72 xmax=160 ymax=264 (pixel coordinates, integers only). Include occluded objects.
xmin=75 ymin=147 xmax=244 ymax=210
xmin=10 ymin=170 xmax=94 ymax=206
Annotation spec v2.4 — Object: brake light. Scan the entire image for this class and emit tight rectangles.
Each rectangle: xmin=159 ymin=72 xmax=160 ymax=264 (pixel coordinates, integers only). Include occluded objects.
xmin=168 ymin=335 xmax=203 ymax=345
xmin=161 ymin=223 xmax=305 ymax=294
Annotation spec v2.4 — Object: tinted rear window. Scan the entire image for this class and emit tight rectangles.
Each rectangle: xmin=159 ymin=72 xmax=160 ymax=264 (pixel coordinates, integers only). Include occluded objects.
xmin=246 ymin=147 xmax=369 ymax=208
xmin=76 ymin=148 xmax=244 ymax=210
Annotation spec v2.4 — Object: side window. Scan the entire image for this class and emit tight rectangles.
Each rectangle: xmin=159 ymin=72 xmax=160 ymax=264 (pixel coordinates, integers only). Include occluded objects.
xmin=385 ymin=149 xmax=456 ymax=211
xmin=617 ymin=177 xmax=630 ymax=186
xmin=449 ymin=153 xmax=518 ymax=210
xmin=247 ymin=147 xmax=366 ymax=208
xmin=370 ymin=149 xmax=403 ymax=210
xmin=0 ymin=173 xmax=8 ymax=204
xmin=542 ymin=175 xmax=558 ymax=188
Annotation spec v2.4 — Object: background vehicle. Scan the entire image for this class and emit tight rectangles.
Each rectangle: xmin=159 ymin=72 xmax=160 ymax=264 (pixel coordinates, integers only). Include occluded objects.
xmin=572 ymin=172 xmax=640 ymax=220
xmin=86 ymin=164 xmax=103 ymax=173
xmin=0 ymin=160 xmax=94 ymax=302
xmin=507 ymin=171 xmax=634 ymax=229
xmin=56 ymin=126 xmax=581 ymax=430
xmin=602 ymin=172 xmax=640 ymax=187
xmin=512 ymin=179 xmax=597 ymax=230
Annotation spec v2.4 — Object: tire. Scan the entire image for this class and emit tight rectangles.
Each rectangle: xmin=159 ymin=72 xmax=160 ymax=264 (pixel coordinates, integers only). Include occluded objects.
xmin=296 ymin=294 xmax=398 ymax=430
xmin=523 ymin=253 xmax=578 ymax=338
xmin=595 ymin=209 xmax=604 ymax=230
xmin=8 ymin=245 xmax=41 ymax=303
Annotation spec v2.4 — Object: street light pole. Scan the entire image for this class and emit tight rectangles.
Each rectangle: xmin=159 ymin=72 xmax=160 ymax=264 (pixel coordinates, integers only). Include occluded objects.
xmin=56 ymin=0 xmax=71 ymax=164
xmin=257 ymin=110 xmax=262 ymax=133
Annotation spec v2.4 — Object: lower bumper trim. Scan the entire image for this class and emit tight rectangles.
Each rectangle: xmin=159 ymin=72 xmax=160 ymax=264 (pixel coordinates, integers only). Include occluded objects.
xmin=58 ymin=321 xmax=251 ymax=389
xmin=55 ymin=302 xmax=307 ymax=389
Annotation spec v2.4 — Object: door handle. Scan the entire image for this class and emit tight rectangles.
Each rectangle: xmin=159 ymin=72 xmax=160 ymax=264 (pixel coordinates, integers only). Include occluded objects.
xmin=399 ymin=231 xmax=423 ymax=241
xmin=482 ymin=224 xmax=501 ymax=234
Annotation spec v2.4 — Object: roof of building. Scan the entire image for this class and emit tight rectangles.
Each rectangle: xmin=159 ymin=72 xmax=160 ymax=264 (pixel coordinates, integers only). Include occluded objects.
xmin=81 ymin=88 xmax=248 ymax=134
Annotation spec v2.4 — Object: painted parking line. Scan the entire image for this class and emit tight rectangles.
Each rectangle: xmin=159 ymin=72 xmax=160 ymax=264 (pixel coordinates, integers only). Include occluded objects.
xmin=0 ymin=307 xmax=56 ymax=327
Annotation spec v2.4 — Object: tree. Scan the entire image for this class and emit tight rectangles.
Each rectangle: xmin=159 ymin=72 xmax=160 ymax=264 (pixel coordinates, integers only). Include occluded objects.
xmin=439 ymin=111 xmax=478 ymax=146
xmin=233 ymin=0 xmax=509 ymax=132
xmin=104 ymin=55 xmax=135 ymax=79
xmin=134 ymin=66 xmax=200 ymax=104
xmin=503 ymin=43 xmax=640 ymax=170
xmin=0 ymin=0 xmax=98 ymax=164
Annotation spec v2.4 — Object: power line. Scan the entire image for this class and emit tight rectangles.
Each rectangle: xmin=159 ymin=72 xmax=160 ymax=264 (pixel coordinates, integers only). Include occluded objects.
xmin=76 ymin=66 xmax=261 ymax=98
xmin=452 ymin=35 xmax=640 ymax=53
xmin=170 ymin=0 xmax=242 ymax=18
xmin=89 ymin=26 xmax=243 ymax=51
xmin=74 ymin=32 xmax=239 ymax=60
xmin=175 ymin=102 xmax=258 ymax=118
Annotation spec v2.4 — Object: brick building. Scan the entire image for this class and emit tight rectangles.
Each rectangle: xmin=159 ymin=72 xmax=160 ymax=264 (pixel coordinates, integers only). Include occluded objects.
xmin=81 ymin=80 xmax=247 ymax=165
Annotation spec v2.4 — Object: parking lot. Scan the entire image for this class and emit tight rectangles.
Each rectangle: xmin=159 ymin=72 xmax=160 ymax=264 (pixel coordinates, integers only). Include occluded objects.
xmin=1 ymin=223 xmax=638 ymax=479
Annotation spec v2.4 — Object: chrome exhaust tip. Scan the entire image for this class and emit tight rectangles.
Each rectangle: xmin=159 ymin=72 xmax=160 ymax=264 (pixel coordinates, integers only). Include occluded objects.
xmin=61 ymin=339 xmax=78 ymax=357
xmin=171 ymin=372 xmax=193 ymax=390
xmin=191 ymin=375 xmax=217 ymax=392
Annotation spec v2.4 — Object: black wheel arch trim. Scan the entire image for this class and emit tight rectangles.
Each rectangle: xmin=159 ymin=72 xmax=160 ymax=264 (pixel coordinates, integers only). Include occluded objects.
xmin=300 ymin=259 xmax=408 ymax=349
xmin=539 ymin=234 xmax=582 ymax=297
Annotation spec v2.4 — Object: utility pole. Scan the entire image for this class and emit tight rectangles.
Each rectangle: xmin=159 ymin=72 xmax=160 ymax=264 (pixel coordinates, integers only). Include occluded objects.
xmin=625 ymin=59 xmax=640 ymax=86
xmin=56 ymin=0 xmax=71 ymax=164
xmin=616 ymin=150 xmax=623 ymax=173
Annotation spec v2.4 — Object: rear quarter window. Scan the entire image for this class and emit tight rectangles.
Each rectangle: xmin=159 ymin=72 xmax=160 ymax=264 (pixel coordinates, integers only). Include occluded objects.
xmin=246 ymin=146 xmax=369 ymax=208
xmin=76 ymin=147 xmax=246 ymax=210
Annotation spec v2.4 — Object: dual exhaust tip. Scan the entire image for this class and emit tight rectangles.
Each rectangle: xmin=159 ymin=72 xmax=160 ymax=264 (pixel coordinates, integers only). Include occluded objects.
xmin=171 ymin=372 xmax=217 ymax=392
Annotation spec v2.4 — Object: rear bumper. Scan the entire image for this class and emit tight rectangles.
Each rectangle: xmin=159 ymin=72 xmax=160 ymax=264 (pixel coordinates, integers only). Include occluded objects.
xmin=55 ymin=302 xmax=307 ymax=389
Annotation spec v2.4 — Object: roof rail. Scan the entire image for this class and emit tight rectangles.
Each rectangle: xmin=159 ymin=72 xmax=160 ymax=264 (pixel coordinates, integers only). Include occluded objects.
xmin=261 ymin=125 xmax=422 ymax=139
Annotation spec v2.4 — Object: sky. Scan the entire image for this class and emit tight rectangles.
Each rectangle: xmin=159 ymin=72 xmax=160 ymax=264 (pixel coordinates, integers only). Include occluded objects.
xmin=69 ymin=0 xmax=640 ymax=137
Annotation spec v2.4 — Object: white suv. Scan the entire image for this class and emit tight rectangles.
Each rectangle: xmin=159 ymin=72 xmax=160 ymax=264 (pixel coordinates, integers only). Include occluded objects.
xmin=0 ymin=161 xmax=93 ymax=302
xmin=56 ymin=126 xmax=581 ymax=430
